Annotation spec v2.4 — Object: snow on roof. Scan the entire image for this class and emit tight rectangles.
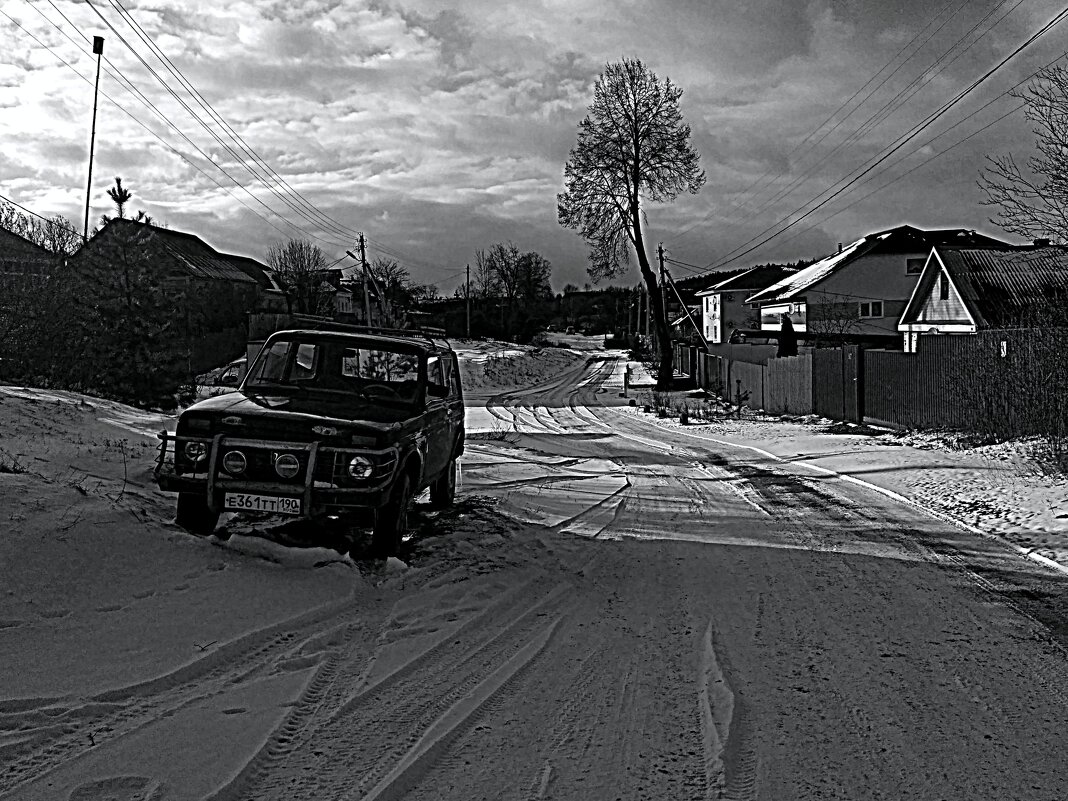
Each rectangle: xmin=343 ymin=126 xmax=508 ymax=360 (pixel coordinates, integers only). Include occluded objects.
xmin=746 ymin=236 xmax=868 ymax=304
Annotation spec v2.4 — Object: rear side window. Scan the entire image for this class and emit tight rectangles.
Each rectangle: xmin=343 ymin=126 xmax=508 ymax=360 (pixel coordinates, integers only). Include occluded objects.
xmin=427 ymin=356 xmax=445 ymax=390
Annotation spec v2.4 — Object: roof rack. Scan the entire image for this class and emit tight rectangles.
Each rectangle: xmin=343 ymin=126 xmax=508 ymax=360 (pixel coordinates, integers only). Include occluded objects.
xmin=287 ymin=315 xmax=450 ymax=345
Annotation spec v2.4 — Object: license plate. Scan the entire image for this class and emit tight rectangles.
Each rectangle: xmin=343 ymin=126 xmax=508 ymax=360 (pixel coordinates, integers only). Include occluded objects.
xmin=224 ymin=493 xmax=302 ymax=515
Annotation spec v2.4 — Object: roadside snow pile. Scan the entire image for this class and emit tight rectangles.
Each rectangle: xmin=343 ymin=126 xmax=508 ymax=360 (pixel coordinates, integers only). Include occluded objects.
xmin=454 ymin=340 xmax=584 ymax=393
xmin=0 ymin=384 xmax=359 ymax=704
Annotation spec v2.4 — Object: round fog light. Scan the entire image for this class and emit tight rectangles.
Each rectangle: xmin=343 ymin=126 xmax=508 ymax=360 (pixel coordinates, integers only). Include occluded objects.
xmin=347 ymin=455 xmax=374 ymax=479
xmin=274 ymin=453 xmax=300 ymax=479
xmin=183 ymin=441 xmax=207 ymax=462
xmin=222 ymin=450 xmax=246 ymax=475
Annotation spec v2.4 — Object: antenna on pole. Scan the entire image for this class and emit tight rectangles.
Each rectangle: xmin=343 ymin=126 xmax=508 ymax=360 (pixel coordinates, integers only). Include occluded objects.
xmin=83 ymin=36 xmax=104 ymax=243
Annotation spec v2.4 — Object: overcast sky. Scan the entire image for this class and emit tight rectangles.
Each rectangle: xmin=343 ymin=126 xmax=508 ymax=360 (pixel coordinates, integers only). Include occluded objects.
xmin=2 ymin=0 xmax=1066 ymax=293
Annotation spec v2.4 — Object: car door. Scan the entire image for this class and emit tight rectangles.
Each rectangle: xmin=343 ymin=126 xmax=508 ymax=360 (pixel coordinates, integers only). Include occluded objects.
xmin=422 ymin=354 xmax=451 ymax=482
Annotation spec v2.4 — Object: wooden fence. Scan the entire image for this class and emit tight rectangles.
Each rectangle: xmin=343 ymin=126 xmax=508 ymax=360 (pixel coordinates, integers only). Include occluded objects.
xmin=675 ymin=328 xmax=1068 ymax=436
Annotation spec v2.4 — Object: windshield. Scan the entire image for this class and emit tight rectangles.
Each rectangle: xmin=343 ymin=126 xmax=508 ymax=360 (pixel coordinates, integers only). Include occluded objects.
xmin=245 ymin=338 xmax=424 ymax=404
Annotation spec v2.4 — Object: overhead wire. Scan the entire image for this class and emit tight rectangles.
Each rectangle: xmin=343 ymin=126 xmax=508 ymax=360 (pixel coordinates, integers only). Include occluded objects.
xmin=79 ymin=0 xmax=353 ymax=249
xmin=671 ymin=0 xmax=965 ymax=243
xmin=702 ymin=4 xmax=1068 ymax=272
xmin=2 ymin=6 xmax=318 ymax=243
xmin=102 ymin=0 xmax=363 ymax=244
xmin=739 ymin=0 xmax=1026 ymax=228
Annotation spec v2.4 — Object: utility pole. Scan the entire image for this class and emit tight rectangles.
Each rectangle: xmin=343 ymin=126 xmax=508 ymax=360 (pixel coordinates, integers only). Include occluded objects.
xmin=83 ymin=36 xmax=104 ymax=243
xmin=358 ymin=233 xmax=371 ymax=327
xmin=643 ymin=281 xmax=649 ymax=341
xmin=465 ymin=263 xmax=471 ymax=339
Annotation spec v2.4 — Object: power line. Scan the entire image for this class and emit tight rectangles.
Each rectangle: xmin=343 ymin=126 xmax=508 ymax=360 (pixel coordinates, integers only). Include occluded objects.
xmin=79 ymin=0 xmax=353 ymax=247
xmin=671 ymin=0 xmax=968 ymax=243
xmin=4 ymin=4 xmax=321 ymax=244
xmin=701 ymin=5 xmax=1068 ymax=271
xmin=740 ymin=0 xmax=1025 ymax=228
xmin=101 ymin=0 xmax=363 ymax=244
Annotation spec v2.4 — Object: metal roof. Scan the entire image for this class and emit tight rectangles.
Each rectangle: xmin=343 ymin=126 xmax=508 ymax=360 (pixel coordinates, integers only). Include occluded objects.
xmin=695 ymin=264 xmax=801 ymax=296
xmin=91 ymin=219 xmax=258 ymax=284
xmin=745 ymin=225 xmax=1012 ymax=305
xmin=927 ymin=246 xmax=1068 ymax=328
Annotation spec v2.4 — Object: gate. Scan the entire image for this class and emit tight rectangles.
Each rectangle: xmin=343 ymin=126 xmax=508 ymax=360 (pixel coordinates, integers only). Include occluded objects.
xmin=813 ymin=346 xmax=863 ymax=422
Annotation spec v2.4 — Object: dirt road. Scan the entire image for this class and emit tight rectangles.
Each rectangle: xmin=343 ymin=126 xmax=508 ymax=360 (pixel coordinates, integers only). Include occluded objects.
xmin=5 ymin=354 xmax=1068 ymax=800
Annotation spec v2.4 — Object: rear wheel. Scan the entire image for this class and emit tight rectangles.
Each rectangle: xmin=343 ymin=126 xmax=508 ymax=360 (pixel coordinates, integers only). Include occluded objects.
xmin=429 ymin=458 xmax=457 ymax=509
xmin=370 ymin=474 xmax=412 ymax=557
xmin=176 ymin=492 xmax=220 ymax=536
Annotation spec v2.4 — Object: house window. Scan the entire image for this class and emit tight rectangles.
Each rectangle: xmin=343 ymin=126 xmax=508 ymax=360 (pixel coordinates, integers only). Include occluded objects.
xmin=939 ymin=273 xmax=949 ymax=300
xmin=858 ymin=301 xmax=883 ymax=318
xmin=906 ymin=257 xmax=925 ymax=275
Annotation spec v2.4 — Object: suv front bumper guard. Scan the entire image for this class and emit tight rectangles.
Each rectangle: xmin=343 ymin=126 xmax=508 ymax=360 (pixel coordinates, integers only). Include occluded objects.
xmin=154 ymin=431 xmax=400 ymax=514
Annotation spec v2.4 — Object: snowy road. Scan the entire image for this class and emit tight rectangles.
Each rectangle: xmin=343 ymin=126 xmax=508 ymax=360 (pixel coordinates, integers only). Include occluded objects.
xmin=4 ymin=354 xmax=1068 ymax=799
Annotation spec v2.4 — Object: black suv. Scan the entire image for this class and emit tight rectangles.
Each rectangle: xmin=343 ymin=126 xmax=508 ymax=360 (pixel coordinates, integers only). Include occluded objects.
xmin=155 ymin=327 xmax=464 ymax=555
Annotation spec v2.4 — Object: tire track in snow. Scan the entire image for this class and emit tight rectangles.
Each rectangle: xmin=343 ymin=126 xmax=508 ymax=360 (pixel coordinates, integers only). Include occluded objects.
xmin=698 ymin=621 xmax=758 ymax=801
xmin=0 ymin=588 xmax=371 ymax=799
xmin=355 ymin=616 xmax=564 ymax=801
xmin=208 ymin=581 xmax=576 ymax=801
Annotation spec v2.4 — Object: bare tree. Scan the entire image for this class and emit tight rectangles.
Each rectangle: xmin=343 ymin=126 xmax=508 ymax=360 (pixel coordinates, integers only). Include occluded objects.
xmin=368 ymin=257 xmax=438 ymax=327
xmin=558 ymin=57 xmax=705 ymax=389
xmin=806 ymin=294 xmax=863 ymax=346
xmin=472 ymin=242 xmax=554 ymax=337
xmin=979 ymin=64 xmax=1068 ymax=242
xmin=266 ymin=239 xmax=333 ymax=315
xmin=0 ymin=201 xmax=80 ymax=256
xmin=472 ymin=248 xmax=502 ymax=298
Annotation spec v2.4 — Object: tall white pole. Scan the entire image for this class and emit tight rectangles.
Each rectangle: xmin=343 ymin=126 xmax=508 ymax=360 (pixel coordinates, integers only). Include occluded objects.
xmin=83 ymin=36 xmax=104 ymax=243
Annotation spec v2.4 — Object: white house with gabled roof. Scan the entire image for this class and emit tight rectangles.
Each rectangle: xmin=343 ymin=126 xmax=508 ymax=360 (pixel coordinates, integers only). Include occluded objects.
xmin=744 ymin=225 xmax=1011 ymax=341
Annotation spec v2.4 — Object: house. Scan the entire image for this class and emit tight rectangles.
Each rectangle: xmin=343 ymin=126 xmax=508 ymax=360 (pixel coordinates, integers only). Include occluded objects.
xmin=744 ymin=225 xmax=1012 ymax=344
xmin=695 ymin=265 xmax=799 ymax=345
xmin=0 ymin=226 xmax=55 ymax=296
xmin=898 ymin=242 xmax=1068 ymax=352
xmin=71 ymin=219 xmax=280 ymax=371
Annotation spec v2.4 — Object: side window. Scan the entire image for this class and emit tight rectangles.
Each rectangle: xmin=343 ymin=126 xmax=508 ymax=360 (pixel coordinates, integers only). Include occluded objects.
xmin=427 ymin=356 xmax=445 ymax=391
xmin=341 ymin=348 xmax=360 ymax=377
xmin=292 ymin=343 xmax=317 ymax=378
xmin=252 ymin=341 xmax=292 ymax=382
xmin=448 ymin=354 xmax=462 ymax=397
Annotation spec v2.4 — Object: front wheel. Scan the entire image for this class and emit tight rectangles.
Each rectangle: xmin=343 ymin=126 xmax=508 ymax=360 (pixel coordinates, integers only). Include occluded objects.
xmin=370 ymin=474 xmax=412 ymax=557
xmin=176 ymin=492 xmax=220 ymax=536
xmin=429 ymin=458 xmax=457 ymax=509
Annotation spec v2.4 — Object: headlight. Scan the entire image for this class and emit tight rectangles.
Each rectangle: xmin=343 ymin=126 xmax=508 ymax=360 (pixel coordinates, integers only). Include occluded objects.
xmin=274 ymin=453 xmax=300 ymax=479
xmin=347 ymin=455 xmax=374 ymax=479
xmin=222 ymin=450 xmax=246 ymax=475
xmin=183 ymin=441 xmax=208 ymax=462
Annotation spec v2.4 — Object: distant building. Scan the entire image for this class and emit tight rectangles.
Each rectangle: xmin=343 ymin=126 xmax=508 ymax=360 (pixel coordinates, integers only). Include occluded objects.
xmin=71 ymin=218 xmax=281 ymax=371
xmin=745 ymin=225 xmax=1012 ymax=344
xmin=898 ymin=242 xmax=1068 ymax=352
xmin=0 ymin=226 xmax=55 ymax=296
xmin=695 ymin=265 xmax=798 ymax=345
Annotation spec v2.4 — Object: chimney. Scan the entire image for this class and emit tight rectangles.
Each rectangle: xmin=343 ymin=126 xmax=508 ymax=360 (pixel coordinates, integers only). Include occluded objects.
xmin=1034 ymin=238 xmax=1051 ymax=247
xmin=837 ymin=242 xmax=842 ymax=253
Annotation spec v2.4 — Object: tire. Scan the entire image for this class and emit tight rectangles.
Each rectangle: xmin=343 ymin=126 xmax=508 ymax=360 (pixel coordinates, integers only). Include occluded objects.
xmin=429 ymin=458 xmax=457 ymax=510
xmin=176 ymin=492 xmax=220 ymax=536
xmin=370 ymin=473 xmax=412 ymax=557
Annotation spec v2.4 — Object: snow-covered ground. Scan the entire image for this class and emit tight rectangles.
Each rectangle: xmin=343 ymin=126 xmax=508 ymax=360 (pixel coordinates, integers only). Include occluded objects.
xmin=3 ymin=339 xmax=1067 ymax=798
xmin=619 ymin=366 xmax=1068 ymax=573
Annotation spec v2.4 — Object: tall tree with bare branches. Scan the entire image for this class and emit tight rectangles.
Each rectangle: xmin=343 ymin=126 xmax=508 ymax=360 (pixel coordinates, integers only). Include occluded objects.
xmin=266 ymin=239 xmax=332 ymax=315
xmin=980 ymin=64 xmax=1068 ymax=243
xmin=558 ymin=57 xmax=704 ymax=387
